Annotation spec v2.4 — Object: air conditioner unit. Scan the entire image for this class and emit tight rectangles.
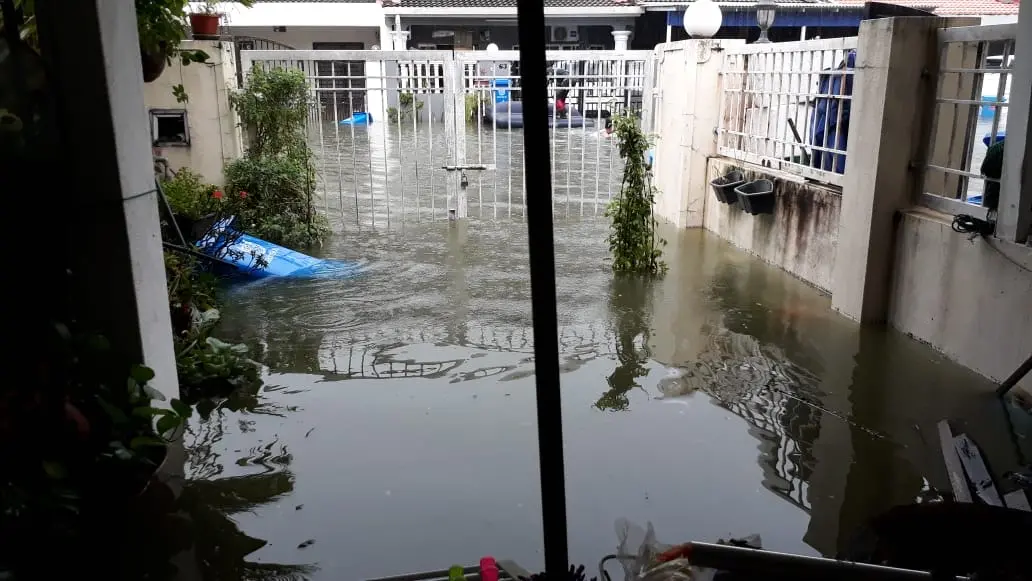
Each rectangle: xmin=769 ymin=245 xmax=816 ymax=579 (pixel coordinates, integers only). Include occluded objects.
xmin=550 ymin=26 xmax=579 ymax=43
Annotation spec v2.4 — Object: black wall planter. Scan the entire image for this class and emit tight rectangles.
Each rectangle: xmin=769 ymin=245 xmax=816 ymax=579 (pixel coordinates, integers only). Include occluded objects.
xmin=710 ymin=169 xmax=745 ymax=204
xmin=735 ymin=179 xmax=775 ymax=215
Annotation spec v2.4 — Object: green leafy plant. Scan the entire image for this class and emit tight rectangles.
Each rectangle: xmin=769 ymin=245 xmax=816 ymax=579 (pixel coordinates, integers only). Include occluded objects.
xmin=605 ymin=115 xmax=666 ymax=275
xmin=465 ymin=92 xmax=485 ymax=123
xmin=163 ymin=167 xmax=218 ymax=220
xmin=164 ymin=248 xmax=263 ymax=403
xmin=1 ymin=322 xmax=192 ymax=554
xmin=388 ymin=91 xmax=424 ymax=123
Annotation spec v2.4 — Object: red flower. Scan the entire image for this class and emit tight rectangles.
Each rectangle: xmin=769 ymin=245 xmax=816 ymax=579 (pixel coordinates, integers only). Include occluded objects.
xmin=239 ymin=190 xmax=248 ymax=199
xmin=212 ymin=190 xmax=224 ymax=200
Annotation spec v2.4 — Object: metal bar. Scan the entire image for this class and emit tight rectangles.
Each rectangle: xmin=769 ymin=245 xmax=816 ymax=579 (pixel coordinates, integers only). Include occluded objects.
xmin=516 ymin=0 xmax=569 ymax=574
xmin=918 ymin=192 xmax=989 ymax=220
xmin=331 ymin=63 xmax=344 ymax=222
xmin=988 ymin=40 xmax=1011 ymax=145
xmin=413 ymin=73 xmax=420 ymax=223
xmin=670 ymin=542 xmax=967 ymax=581
xmin=925 ymin=163 xmax=999 ymax=182
xmin=996 ymin=352 xmax=1032 ymax=397
xmin=935 ymin=97 xmax=1011 ymax=107
xmin=724 ymin=36 xmax=858 ymax=55
xmin=938 ymin=420 xmax=973 ymax=503
xmin=717 ymin=147 xmax=845 ymax=187
xmin=937 ymin=23 xmax=1018 ymax=44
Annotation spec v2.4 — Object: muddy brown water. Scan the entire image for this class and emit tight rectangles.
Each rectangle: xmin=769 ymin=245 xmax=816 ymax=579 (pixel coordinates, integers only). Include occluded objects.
xmin=149 ymin=214 xmax=1028 ymax=581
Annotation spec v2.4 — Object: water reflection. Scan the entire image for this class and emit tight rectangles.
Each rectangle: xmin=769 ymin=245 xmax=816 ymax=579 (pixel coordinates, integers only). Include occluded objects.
xmin=176 ymin=397 xmax=318 ymax=581
xmin=596 ymin=276 xmax=654 ymax=412
xmin=197 ymin=220 xmax=1029 ymax=578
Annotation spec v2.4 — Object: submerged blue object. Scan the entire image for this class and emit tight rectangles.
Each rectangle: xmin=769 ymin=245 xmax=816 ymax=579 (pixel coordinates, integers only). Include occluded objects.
xmin=197 ymin=218 xmax=360 ymax=279
xmin=983 ymin=132 xmax=1006 ymax=147
xmin=340 ymin=111 xmax=372 ymax=125
xmin=484 ymin=100 xmax=595 ymax=129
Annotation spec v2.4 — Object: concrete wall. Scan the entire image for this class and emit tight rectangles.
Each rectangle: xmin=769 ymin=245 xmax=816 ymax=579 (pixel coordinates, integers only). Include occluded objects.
xmin=889 ymin=209 xmax=1032 ymax=393
xmin=651 ymin=39 xmax=743 ymax=228
xmin=703 ymin=158 xmax=841 ymax=293
xmin=144 ymin=40 xmax=243 ymax=186
xmin=226 ymin=26 xmax=381 ymax=49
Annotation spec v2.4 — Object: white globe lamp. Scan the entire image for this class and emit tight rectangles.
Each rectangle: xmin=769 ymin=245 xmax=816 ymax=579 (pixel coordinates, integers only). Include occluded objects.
xmin=486 ymin=42 xmax=500 ymax=53
xmin=683 ymin=0 xmax=723 ymax=39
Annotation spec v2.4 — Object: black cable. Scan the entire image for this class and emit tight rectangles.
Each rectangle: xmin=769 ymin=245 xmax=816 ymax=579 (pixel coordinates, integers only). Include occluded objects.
xmin=950 ymin=212 xmax=1032 ymax=273
xmin=515 ymin=0 xmax=569 ymax=575
xmin=951 ymin=213 xmax=995 ymax=236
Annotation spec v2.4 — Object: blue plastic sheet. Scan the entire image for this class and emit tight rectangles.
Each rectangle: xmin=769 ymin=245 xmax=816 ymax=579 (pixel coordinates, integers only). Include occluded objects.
xmin=810 ymin=51 xmax=855 ymax=174
xmin=197 ymin=218 xmax=361 ymax=279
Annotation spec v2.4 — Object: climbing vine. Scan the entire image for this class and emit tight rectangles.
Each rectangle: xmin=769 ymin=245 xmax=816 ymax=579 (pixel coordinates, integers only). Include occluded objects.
xmin=605 ymin=116 xmax=666 ymax=275
xmin=226 ymin=66 xmax=329 ymax=248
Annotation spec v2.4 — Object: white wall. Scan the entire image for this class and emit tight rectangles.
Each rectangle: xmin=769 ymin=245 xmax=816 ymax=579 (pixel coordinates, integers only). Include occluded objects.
xmin=889 ymin=209 xmax=1032 ymax=394
xmin=226 ymin=25 xmax=381 ymax=49
xmin=651 ymin=39 xmax=743 ymax=228
xmin=144 ymin=40 xmax=244 ymax=186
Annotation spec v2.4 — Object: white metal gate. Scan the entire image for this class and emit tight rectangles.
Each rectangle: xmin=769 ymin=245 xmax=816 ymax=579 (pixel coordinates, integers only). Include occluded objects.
xmin=240 ymin=49 xmax=657 ymax=229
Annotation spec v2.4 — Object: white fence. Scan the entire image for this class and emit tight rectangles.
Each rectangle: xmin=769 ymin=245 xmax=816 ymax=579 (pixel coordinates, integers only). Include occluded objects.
xmin=240 ymin=49 xmax=656 ymax=228
xmin=718 ymin=37 xmax=857 ymax=187
xmin=919 ymin=23 xmax=1015 ymax=220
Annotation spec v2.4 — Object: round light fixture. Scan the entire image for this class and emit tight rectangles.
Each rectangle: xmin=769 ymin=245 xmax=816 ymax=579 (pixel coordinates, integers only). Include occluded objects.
xmin=683 ymin=0 xmax=723 ymax=39
xmin=486 ymin=42 xmax=499 ymax=53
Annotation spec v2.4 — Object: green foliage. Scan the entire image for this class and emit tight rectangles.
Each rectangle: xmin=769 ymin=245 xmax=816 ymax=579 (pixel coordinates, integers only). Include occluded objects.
xmin=230 ymin=66 xmax=311 ymax=160
xmin=164 ymin=249 xmax=263 ymax=403
xmin=465 ymin=92 xmax=485 ymax=123
xmin=163 ymin=168 xmax=218 ymax=220
xmin=2 ymin=323 xmax=192 ymax=547
xmin=387 ymin=91 xmax=424 ymax=124
xmin=224 ymin=155 xmax=330 ymax=249
xmin=228 ymin=66 xmax=328 ymax=249
xmin=605 ymin=116 xmax=666 ymax=275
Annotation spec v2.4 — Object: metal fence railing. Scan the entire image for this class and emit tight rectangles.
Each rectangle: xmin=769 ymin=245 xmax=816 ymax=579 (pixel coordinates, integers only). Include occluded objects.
xmin=240 ymin=49 xmax=656 ymax=228
xmin=718 ymin=37 xmax=858 ymax=187
xmin=919 ymin=23 xmax=1015 ymax=220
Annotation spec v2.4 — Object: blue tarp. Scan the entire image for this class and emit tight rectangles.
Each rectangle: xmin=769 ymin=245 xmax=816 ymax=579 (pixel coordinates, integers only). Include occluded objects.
xmin=810 ymin=50 xmax=855 ymax=174
xmin=197 ymin=218 xmax=361 ymax=279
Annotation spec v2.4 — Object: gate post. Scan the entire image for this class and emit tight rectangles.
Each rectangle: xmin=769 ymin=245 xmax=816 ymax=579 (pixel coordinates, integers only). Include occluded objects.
xmin=443 ymin=57 xmax=468 ymax=218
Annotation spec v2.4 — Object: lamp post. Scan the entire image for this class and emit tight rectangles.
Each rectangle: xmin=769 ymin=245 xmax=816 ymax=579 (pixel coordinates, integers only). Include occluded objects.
xmin=682 ymin=0 xmax=723 ymax=39
xmin=755 ymin=0 xmax=776 ymax=43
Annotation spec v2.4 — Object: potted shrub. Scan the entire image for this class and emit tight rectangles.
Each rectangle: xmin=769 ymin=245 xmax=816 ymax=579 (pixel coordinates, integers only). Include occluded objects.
xmin=161 ymin=168 xmax=221 ymax=242
xmin=189 ymin=1 xmax=223 ymax=37
xmin=188 ymin=0 xmax=254 ymax=38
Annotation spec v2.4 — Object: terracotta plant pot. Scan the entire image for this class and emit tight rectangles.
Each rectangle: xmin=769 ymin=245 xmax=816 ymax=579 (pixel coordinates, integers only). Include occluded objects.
xmin=189 ymin=13 xmax=221 ymax=37
xmin=141 ymin=42 xmax=168 ymax=83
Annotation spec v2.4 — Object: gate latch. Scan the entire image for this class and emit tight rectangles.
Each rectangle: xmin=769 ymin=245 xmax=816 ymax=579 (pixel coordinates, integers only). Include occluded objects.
xmin=441 ymin=165 xmax=490 ymax=189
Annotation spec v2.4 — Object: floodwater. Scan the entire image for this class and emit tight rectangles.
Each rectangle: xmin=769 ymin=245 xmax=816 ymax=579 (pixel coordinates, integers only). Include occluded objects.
xmin=175 ymin=213 xmax=1032 ymax=580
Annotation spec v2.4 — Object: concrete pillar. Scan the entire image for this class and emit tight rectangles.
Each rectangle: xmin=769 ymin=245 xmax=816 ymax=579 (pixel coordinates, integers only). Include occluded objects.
xmin=36 ymin=0 xmax=178 ymax=399
xmin=390 ymin=30 xmax=410 ymax=51
xmin=652 ymin=40 xmax=743 ymax=228
xmin=612 ymin=30 xmax=632 ymax=51
xmin=999 ymin=0 xmax=1032 ymax=242
xmin=831 ymin=17 xmax=965 ymax=323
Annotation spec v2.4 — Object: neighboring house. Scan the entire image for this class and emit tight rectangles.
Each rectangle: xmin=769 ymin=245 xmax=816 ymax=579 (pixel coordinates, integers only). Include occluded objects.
xmin=833 ymin=0 xmax=1020 ymax=25
xmin=209 ymin=0 xmax=387 ymax=49
xmin=635 ymin=0 xmax=864 ymax=46
xmin=379 ymin=0 xmax=643 ymax=50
